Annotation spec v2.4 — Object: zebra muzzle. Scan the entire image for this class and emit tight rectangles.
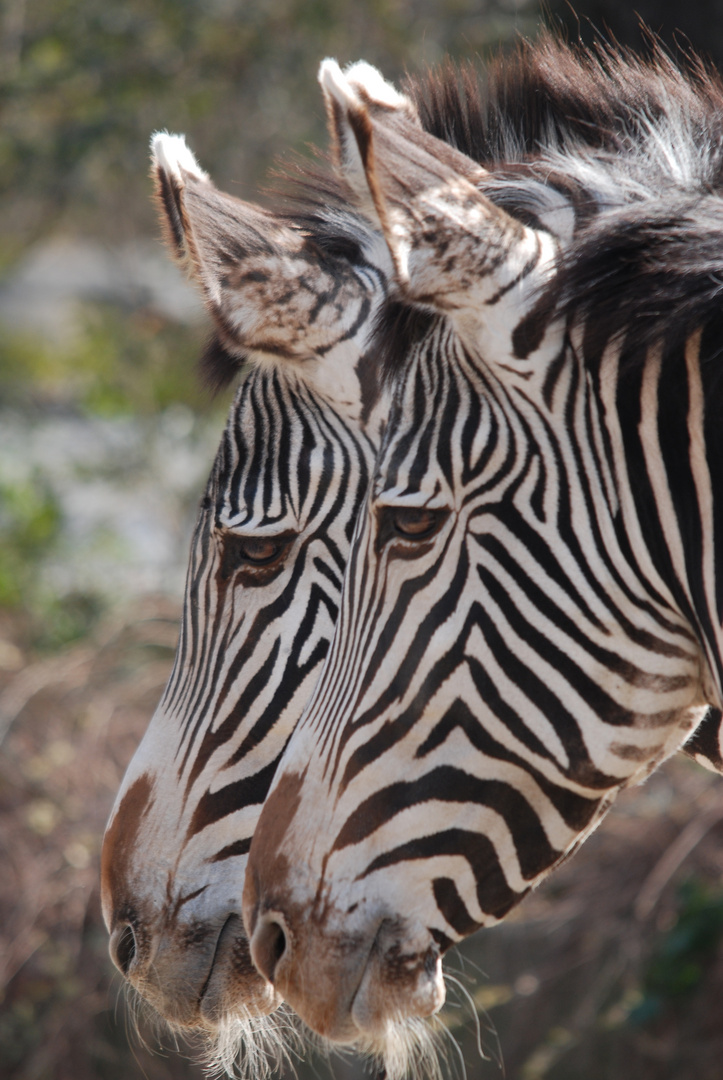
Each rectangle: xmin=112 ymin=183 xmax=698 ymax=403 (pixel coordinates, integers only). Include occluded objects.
xmin=351 ymin=919 xmax=446 ymax=1035
xmin=198 ymin=913 xmax=282 ymax=1023
xmin=248 ymin=901 xmax=445 ymax=1041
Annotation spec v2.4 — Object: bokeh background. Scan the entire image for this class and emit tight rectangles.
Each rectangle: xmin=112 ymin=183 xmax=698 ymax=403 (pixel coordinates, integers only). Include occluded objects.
xmin=3 ymin=1 xmax=723 ymax=1078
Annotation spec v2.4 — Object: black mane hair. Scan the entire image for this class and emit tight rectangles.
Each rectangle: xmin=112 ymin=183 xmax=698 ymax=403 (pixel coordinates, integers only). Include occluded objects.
xmin=368 ymin=32 xmax=723 ymax=381
xmin=406 ymin=32 xmax=723 ymax=167
xmin=205 ymin=32 xmax=723 ymax=397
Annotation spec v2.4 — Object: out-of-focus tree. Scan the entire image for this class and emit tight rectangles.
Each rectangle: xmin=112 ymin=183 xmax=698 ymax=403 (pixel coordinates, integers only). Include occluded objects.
xmin=0 ymin=0 xmax=540 ymax=259
xmin=3 ymin=0 xmax=722 ymax=264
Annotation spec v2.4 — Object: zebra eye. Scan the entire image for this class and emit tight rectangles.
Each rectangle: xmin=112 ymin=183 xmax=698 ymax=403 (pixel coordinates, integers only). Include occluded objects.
xmin=236 ymin=537 xmax=284 ymax=564
xmin=393 ymin=508 xmax=439 ymax=537
xmin=378 ymin=506 xmax=448 ymax=545
xmin=218 ymin=532 xmax=294 ymax=579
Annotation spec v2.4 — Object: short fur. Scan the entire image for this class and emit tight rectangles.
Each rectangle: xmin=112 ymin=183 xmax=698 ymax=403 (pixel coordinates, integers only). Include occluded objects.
xmin=372 ymin=35 xmax=723 ymax=379
xmin=141 ymin=31 xmax=723 ymax=1080
xmin=244 ymin=30 xmax=723 ymax=1072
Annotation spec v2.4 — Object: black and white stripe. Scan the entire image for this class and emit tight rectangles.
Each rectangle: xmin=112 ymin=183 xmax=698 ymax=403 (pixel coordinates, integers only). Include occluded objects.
xmin=244 ymin=42 xmax=723 ymax=1054
xmin=100 ymin=128 xmax=392 ymax=1046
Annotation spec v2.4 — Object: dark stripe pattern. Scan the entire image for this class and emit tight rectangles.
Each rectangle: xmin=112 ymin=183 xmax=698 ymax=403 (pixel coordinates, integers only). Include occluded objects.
xmin=148 ymin=365 xmax=376 ymax=852
xmin=250 ymin=41 xmax=723 ymax=958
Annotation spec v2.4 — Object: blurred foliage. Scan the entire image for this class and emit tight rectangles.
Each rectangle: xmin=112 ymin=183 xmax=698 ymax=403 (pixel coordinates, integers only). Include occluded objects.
xmin=0 ymin=0 xmax=542 ymax=255
xmin=0 ymin=474 xmax=61 ymax=609
xmin=0 ymin=300 xmax=208 ymax=649
xmin=630 ymin=877 xmax=723 ymax=1025
xmin=0 ymin=308 xmax=207 ymax=415
xmin=30 ymin=590 xmax=105 ymax=651
xmin=0 ymin=472 xmax=103 ymax=648
xmin=73 ymin=307 xmax=206 ymax=416
xmin=1 ymin=0 xmax=720 ymax=259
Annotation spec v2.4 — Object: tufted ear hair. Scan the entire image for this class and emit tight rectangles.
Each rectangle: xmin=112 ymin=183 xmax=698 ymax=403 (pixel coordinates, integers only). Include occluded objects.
xmin=319 ymin=60 xmax=420 ymax=225
xmin=318 ymin=65 xmax=556 ymax=348
xmin=151 ymin=132 xmax=374 ymax=382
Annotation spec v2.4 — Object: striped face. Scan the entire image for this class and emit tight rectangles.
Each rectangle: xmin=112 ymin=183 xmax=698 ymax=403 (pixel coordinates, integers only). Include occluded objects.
xmin=101 ymin=133 xmax=390 ymax=1037
xmin=244 ymin=60 xmax=722 ymax=1051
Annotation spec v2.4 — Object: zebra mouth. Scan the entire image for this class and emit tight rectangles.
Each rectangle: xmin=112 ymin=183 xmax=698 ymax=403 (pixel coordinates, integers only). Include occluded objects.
xmin=197 ymin=913 xmax=237 ymax=1010
xmin=199 ymin=913 xmax=281 ymax=1022
xmin=349 ymin=921 xmax=445 ymax=1038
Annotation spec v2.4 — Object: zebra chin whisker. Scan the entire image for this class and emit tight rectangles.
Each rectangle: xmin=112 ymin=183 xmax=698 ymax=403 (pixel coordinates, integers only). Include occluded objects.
xmin=441 ymin=970 xmax=503 ymax=1074
xmin=196 ymin=1005 xmax=306 ymax=1080
xmin=116 ymin=952 xmax=464 ymax=1080
xmin=428 ymin=1013 xmax=470 ymax=1080
xmin=443 ymin=945 xmax=487 ymax=984
xmin=121 ymin=980 xmax=177 ymax=1060
xmin=124 ymin=995 xmax=308 ymax=1080
xmin=351 ymin=1014 xmax=453 ymax=1080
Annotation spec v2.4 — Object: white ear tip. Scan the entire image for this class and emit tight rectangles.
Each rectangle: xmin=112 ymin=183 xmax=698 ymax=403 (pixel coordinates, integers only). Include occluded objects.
xmin=151 ymin=132 xmax=209 ymax=183
xmin=342 ymin=60 xmax=407 ymax=108
xmin=319 ymin=58 xmax=356 ymax=107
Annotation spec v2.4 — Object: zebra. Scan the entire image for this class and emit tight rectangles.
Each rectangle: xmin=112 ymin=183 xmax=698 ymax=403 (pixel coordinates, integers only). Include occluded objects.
xmin=102 ymin=39 xmax=723 ymax=1079
xmin=243 ymin=38 xmax=723 ymax=1070
xmin=100 ymin=128 xmax=392 ymax=1070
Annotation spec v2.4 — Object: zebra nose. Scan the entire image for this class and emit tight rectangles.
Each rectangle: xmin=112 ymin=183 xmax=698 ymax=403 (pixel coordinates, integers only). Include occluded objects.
xmin=109 ymin=921 xmax=138 ymax=976
xmin=249 ymin=910 xmax=290 ymax=984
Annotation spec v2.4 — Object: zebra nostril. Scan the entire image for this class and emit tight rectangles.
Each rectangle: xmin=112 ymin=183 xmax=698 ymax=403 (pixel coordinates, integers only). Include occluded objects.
xmin=250 ymin=913 xmax=288 ymax=984
xmin=111 ymin=923 xmax=138 ymax=976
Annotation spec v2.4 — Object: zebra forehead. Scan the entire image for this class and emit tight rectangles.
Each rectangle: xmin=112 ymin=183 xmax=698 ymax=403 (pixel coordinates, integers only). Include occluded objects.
xmin=370 ymin=298 xmax=441 ymax=383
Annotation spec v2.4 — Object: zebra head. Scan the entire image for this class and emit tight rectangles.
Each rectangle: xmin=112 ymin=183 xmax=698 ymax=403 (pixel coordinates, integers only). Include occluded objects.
xmin=244 ymin=52 xmax=723 ymax=1052
xmin=100 ymin=131 xmax=391 ymax=1049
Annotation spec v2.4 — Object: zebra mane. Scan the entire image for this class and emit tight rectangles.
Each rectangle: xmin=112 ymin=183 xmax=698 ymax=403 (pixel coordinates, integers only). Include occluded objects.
xmin=365 ymin=33 xmax=723 ymax=386
xmin=406 ymin=32 xmax=723 ymax=168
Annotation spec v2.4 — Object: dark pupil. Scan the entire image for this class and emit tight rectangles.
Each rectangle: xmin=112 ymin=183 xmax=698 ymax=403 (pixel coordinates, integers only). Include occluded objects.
xmin=393 ymin=509 xmax=438 ymax=538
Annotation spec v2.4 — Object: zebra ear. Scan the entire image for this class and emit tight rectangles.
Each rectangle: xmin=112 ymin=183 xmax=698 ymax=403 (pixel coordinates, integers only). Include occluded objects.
xmin=152 ymin=132 xmax=211 ymax=265
xmin=319 ymin=68 xmax=553 ymax=324
xmin=319 ymin=60 xmax=420 ymax=224
xmin=151 ymin=132 xmax=370 ymax=366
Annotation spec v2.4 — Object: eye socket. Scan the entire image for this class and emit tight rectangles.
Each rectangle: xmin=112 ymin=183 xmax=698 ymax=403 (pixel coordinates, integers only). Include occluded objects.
xmin=218 ymin=531 xmax=295 ymax=580
xmin=392 ymin=507 xmax=442 ymax=538
xmin=377 ymin=506 xmax=449 ymax=549
xmin=235 ymin=537 xmax=285 ymax=564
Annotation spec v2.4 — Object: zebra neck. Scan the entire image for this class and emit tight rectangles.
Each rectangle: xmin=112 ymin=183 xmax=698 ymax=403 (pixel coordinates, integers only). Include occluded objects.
xmin=605 ymin=329 xmax=723 ymax=707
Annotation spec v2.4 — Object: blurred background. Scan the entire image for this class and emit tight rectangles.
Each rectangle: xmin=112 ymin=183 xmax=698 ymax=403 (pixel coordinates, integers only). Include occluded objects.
xmin=3 ymin=1 xmax=723 ymax=1078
